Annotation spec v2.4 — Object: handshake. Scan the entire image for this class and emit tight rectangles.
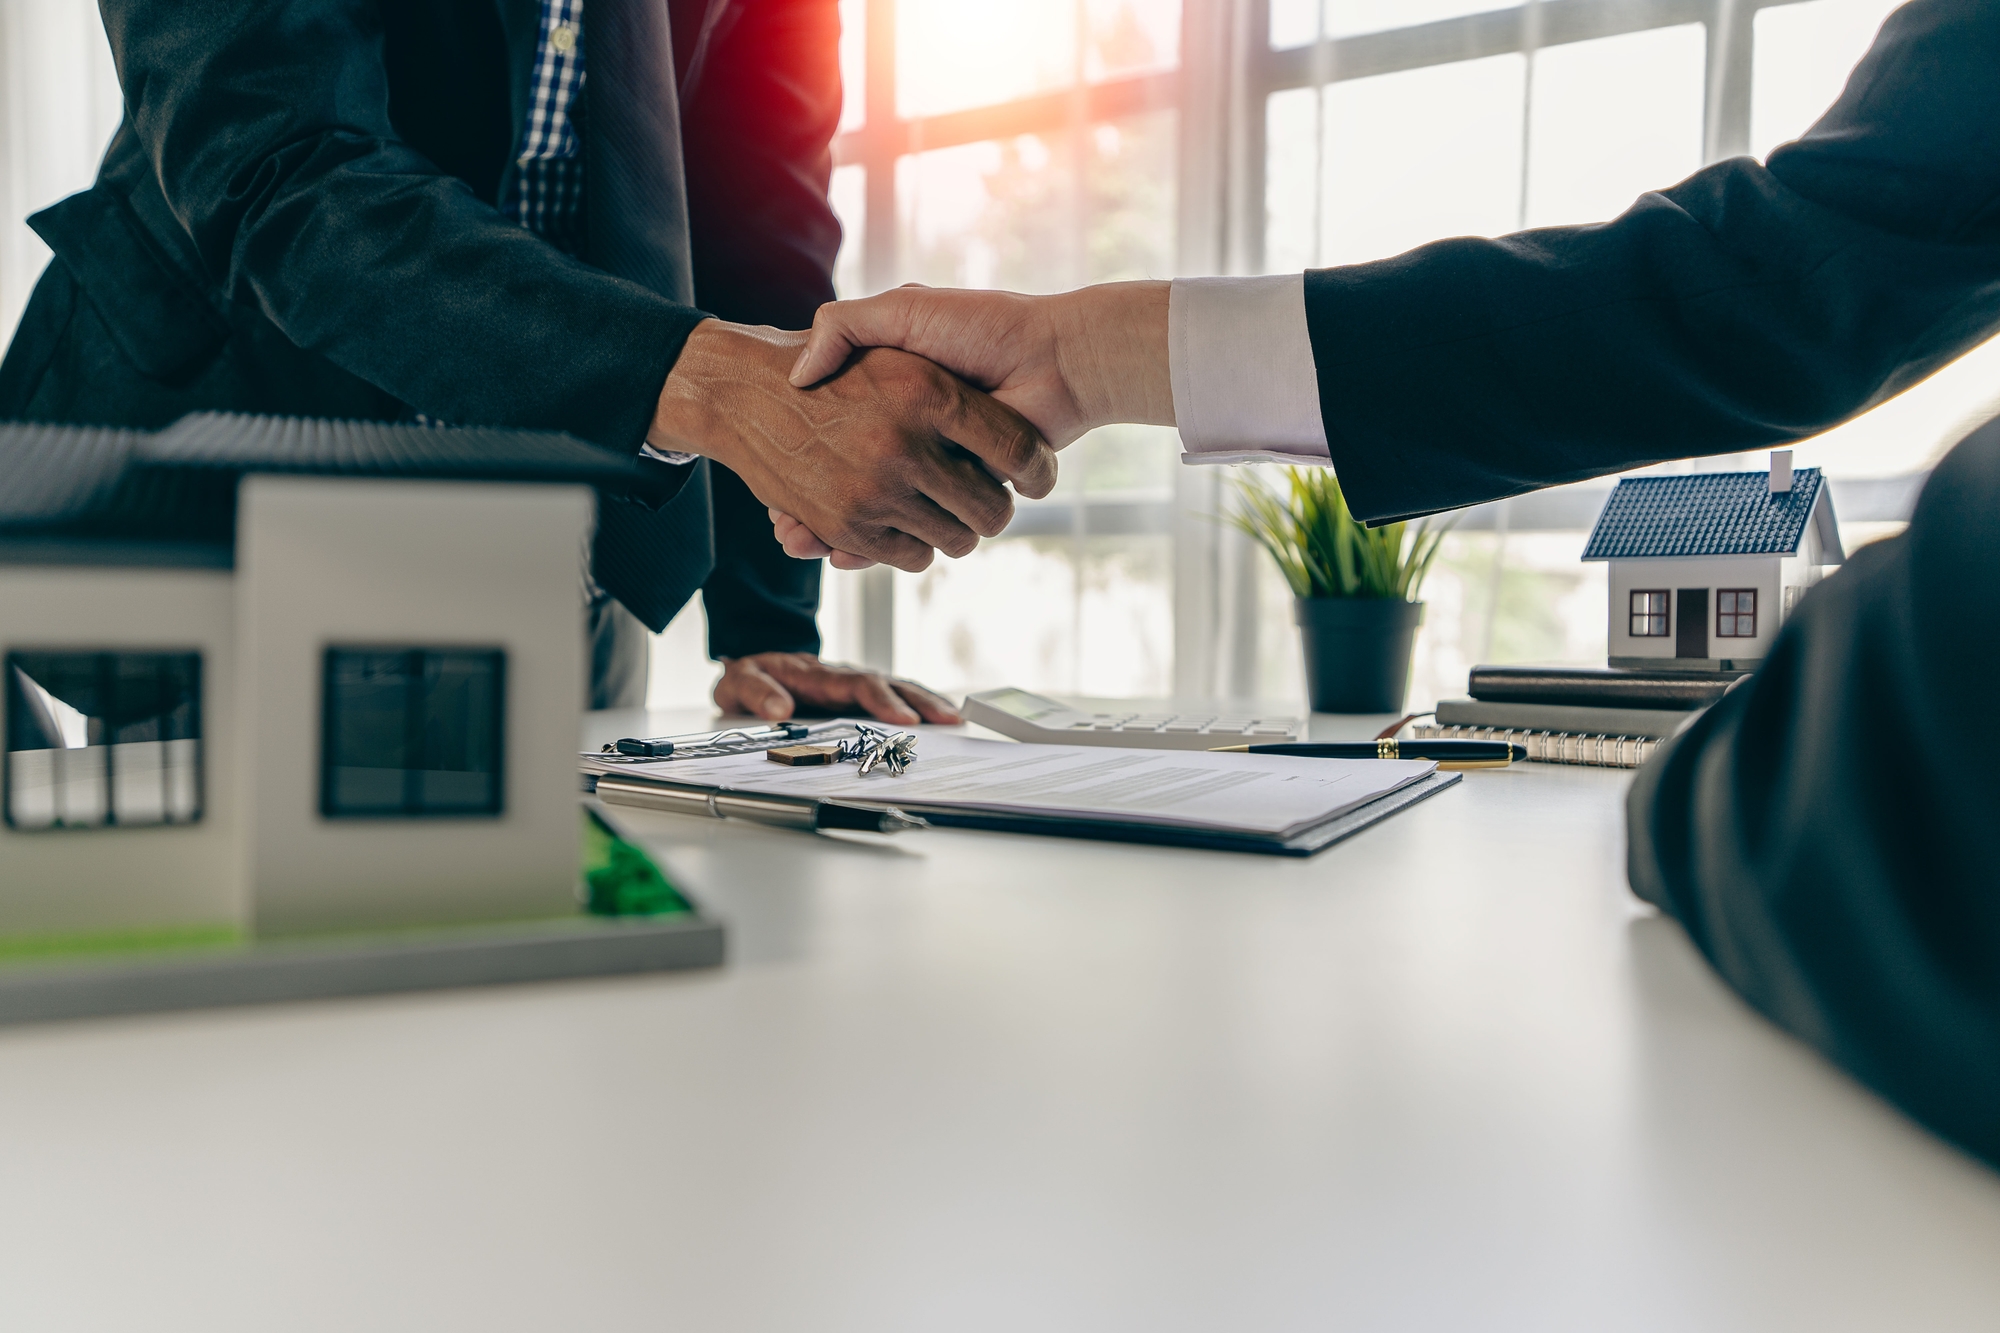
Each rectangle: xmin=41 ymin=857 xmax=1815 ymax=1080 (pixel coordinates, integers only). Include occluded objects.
xmin=648 ymin=281 xmax=1173 ymax=572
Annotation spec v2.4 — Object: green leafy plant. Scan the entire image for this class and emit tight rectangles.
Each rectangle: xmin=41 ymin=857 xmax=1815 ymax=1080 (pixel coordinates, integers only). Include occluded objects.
xmin=1227 ymin=470 xmax=1450 ymax=601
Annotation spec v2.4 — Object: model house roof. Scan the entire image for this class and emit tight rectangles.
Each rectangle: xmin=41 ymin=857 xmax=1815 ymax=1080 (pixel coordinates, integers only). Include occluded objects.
xmin=0 ymin=413 xmax=664 ymax=561
xmin=1581 ymin=466 xmax=1840 ymax=561
xmin=0 ymin=423 xmax=152 ymax=537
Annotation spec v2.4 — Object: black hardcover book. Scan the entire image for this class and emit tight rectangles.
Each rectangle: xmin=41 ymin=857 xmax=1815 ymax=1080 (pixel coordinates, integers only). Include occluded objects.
xmin=1467 ymin=664 xmax=1746 ymax=710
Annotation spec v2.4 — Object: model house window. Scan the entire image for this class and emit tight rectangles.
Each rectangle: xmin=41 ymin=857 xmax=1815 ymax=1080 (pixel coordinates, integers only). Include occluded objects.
xmin=1628 ymin=590 xmax=1669 ymax=638
xmin=4 ymin=651 xmax=203 ymax=830
xmin=322 ymin=648 xmax=504 ymax=818
xmin=1716 ymin=589 xmax=1758 ymax=638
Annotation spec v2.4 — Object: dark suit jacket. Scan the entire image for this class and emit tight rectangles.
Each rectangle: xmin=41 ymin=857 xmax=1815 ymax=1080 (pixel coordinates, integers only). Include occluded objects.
xmin=1306 ymin=0 xmax=2000 ymax=1168
xmin=0 ymin=0 xmax=837 ymax=654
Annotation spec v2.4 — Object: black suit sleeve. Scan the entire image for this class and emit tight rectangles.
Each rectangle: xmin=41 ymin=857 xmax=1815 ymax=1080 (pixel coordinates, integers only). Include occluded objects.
xmin=701 ymin=463 xmax=822 ymax=657
xmin=1627 ymin=421 xmax=2000 ymax=1169
xmin=677 ymin=0 xmax=841 ymax=657
xmin=95 ymin=0 xmax=706 ymax=451
xmin=1305 ymin=0 xmax=2000 ymax=523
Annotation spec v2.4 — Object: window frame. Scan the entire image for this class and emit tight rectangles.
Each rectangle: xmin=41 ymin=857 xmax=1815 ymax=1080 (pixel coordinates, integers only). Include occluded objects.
xmin=1627 ymin=588 xmax=1670 ymax=638
xmin=830 ymin=0 xmax=1823 ymax=686
xmin=3 ymin=649 xmax=204 ymax=831
xmin=1715 ymin=587 xmax=1758 ymax=638
xmin=320 ymin=647 xmax=507 ymax=821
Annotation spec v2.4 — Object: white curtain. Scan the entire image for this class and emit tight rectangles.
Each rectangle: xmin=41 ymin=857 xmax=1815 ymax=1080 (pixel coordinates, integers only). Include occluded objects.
xmin=0 ymin=0 xmax=123 ymax=346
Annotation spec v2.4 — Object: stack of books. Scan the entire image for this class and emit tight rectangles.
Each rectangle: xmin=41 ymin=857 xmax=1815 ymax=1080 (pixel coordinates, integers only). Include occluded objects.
xmin=1413 ymin=665 xmax=1746 ymax=769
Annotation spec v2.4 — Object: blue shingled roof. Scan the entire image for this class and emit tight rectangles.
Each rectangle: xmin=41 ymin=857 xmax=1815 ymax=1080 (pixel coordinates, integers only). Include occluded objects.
xmin=1582 ymin=467 xmax=1827 ymax=560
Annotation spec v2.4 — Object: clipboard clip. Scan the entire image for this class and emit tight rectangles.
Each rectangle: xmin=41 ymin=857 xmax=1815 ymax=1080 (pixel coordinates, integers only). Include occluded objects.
xmin=604 ymin=722 xmax=818 ymax=759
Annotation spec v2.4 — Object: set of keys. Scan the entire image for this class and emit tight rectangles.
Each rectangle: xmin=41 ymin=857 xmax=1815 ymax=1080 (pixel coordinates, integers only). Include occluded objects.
xmin=767 ymin=722 xmax=918 ymax=776
xmin=601 ymin=720 xmax=917 ymax=775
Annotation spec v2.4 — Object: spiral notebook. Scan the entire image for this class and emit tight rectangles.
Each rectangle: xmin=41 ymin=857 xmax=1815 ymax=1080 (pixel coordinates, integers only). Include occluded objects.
xmin=1420 ymin=664 xmax=1720 ymax=769
xmin=1412 ymin=723 xmax=1660 ymax=769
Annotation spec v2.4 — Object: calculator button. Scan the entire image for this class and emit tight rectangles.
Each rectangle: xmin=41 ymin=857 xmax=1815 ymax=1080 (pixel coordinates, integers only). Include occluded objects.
xmin=1251 ymin=725 xmax=1292 ymax=736
xmin=1161 ymin=722 xmax=1205 ymax=733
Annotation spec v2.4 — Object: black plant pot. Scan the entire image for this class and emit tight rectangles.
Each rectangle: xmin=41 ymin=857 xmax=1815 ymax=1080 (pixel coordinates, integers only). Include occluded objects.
xmin=1294 ymin=598 xmax=1425 ymax=714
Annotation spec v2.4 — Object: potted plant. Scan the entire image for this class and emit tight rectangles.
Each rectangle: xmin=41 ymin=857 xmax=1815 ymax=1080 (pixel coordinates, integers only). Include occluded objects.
xmin=1229 ymin=470 xmax=1449 ymax=714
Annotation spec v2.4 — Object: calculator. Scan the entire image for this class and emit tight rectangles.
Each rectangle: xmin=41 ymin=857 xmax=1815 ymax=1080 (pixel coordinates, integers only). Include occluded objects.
xmin=960 ymin=687 xmax=1308 ymax=751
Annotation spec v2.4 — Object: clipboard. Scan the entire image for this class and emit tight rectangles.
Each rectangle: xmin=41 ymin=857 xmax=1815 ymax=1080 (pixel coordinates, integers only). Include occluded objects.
xmin=879 ymin=769 xmax=1461 ymax=856
xmin=584 ymin=761 xmax=1462 ymax=858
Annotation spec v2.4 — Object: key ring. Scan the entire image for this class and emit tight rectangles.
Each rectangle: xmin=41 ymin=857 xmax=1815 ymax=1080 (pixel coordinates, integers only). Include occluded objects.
xmin=836 ymin=722 xmax=918 ymax=776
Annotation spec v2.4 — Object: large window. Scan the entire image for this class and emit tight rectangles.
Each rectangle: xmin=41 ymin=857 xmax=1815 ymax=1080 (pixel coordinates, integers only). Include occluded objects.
xmin=779 ymin=0 xmax=1988 ymax=717
xmin=814 ymin=0 xmax=1186 ymax=702
xmin=3 ymin=0 xmax=1985 ymax=713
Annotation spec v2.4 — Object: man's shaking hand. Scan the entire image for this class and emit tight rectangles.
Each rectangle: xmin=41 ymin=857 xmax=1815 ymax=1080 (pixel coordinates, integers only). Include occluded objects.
xmin=651 ymin=318 xmax=1060 ymax=572
xmin=772 ymin=282 xmax=1174 ymax=566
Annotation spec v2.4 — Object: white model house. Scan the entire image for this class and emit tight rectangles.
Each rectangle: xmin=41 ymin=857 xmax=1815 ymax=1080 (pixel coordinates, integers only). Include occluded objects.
xmin=1 ymin=412 xmax=648 ymax=945
xmin=1583 ymin=451 xmax=1843 ymax=670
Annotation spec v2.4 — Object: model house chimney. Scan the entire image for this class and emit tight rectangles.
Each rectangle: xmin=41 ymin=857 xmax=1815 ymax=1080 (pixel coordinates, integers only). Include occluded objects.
xmin=1769 ymin=449 xmax=1794 ymax=494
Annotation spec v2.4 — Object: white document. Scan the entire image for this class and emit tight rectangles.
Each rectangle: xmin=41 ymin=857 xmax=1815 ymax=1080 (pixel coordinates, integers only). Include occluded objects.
xmin=595 ymin=727 xmax=1435 ymax=840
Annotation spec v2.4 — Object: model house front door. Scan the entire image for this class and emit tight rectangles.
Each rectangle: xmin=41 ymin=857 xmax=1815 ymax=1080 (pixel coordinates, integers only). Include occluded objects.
xmin=1676 ymin=588 xmax=1709 ymax=660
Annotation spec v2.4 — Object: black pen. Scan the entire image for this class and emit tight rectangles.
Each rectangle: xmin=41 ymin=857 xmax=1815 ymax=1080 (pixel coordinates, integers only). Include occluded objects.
xmin=1210 ymin=740 xmax=1527 ymax=770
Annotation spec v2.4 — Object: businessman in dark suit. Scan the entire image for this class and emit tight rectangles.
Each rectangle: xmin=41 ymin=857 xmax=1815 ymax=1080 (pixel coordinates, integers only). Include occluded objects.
xmin=774 ymin=0 xmax=2000 ymax=1167
xmin=0 ymin=0 xmax=1052 ymax=718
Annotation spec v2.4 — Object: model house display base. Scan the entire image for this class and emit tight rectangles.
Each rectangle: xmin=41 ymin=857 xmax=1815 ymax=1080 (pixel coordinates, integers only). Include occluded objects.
xmin=1606 ymin=657 xmax=1758 ymax=672
xmin=0 ymin=913 xmax=724 ymax=1025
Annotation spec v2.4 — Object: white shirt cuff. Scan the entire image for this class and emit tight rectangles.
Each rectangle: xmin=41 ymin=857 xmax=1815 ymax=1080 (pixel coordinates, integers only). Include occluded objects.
xmin=641 ymin=444 xmax=698 ymax=465
xmin=1168 ymin=274 xmax=1330 ymax=466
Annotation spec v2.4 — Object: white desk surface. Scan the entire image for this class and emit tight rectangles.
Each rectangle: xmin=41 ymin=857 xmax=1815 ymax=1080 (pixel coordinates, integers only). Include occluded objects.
xmin=2 ymin=707 xmax=1997 ymax=1332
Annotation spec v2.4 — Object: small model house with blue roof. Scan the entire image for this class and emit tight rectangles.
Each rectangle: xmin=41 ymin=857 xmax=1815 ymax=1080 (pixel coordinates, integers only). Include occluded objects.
xmin=0 ymin=413 xmax=655 ymax=950
xmin=1583 ymin=451 xmax=1844 ymax=670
